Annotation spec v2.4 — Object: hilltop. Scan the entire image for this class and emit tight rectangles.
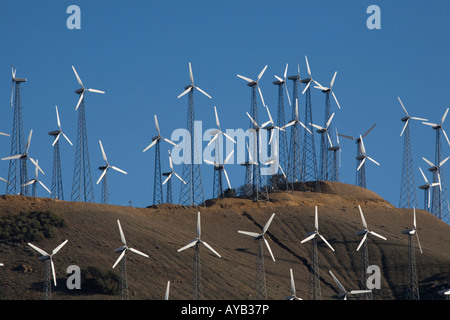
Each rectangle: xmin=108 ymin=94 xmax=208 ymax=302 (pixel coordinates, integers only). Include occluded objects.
xmin=0 ymin=181 xmax=448 ymax=300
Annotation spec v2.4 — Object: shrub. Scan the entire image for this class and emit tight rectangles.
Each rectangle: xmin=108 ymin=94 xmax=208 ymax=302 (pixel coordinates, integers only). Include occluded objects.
xmin=82 ymin=266 xmax=119 ymax=295
xmin=0 ymin=211 xmax=66 ymax=243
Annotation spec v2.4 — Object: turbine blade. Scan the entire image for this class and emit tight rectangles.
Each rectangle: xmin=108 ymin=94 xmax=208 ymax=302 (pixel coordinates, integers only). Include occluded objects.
xmin=441 ymin=108 xmax=449 ymax=124
xmin=96 ymin=169 xmax=107 ymax=185
xmin=111 ymin=166 xmax=127 ymax=175
xmin=51 ymin=258 xmax=57 ymax=286
xmin=174 ymin=172 xmax=186 ymax=184
xmin=55 ymin=105 xmax=61 ymax=128
xmin=52 ymin=133 xmax=61 ymax=147
xmin=75 ymin=92 xmax=84 ymax=111
xmin=357 ymin=157 xmax=366 ymax=171
xmin=302 ymin=80 xmax=311 ymax=95
xmin=154 ymin=114 xmax=160 ymax=135
xmin=257 ymin=65 xmax=268 ymax=82
xmin=112 ymin=250 xmax=126 ymax=269
xmin=329 ymin=270 xmax=346 ymax=293
xmin=419 ymin=167 xmax=429 ymax=184
xmin=416 ymin=232 xmax=423 ymax=254
xmin=369 ymin=231 xmax=387 ymax=241
xmin=201 ymin=241 xmax=221 ymax=258
xmin=129 ymin=247 xmax=149 ymax=258
xmin=330 ymin=71 xmax=337 ymax=88
xmin=197 ymin=211 xmax=201 ymax=238
xmin=195 ymin=86 xmax=212 ymax=99
xmin=300 ymin=233 xmax=316 ymax=243
xmin=165 ymin=281 xmax=170 ymax=300
xmin=362 ymin=124 xmax=376 ymax=138
xmin=290 ymin=268 xmax=296 ymax=294
xmin=72 ymin=66 xmax=83 ymax=87
xmin=162 ymin=137 xmax=178 ymax=148
xmin=162 ymin=173 xmax=172 ymax=185
xmin=400 ymin=119 xmax=409 ymax=137
xmin=223 ymin=169 xmax=231 ymax=189
xmin=86 ymin=88 xmax=105 ymax=94
xmin=422 ymin=157 xmax=435 ymax=168
xmin=356 ymin=232 xmax=368 ymax=251
xmin=359 ymin=205 xmax=368 ymax=229
xmin=177 ymin=87 xmax=192 ymax=99
xmin=177 ymin=239 xmax=198 ymax=252
xmin=38 ymin=180 xmax=52 ymax=194
xmin=28 ymin=243 xmax=49 ymax=257
xmin=367 ymin=156 xmax=380 ymax=166
xmin=319 ymin=234 xmax=335 ymax=252
xmin=117 ymin=220 xmax=127 ymax=246
xmin=99 ymin=140 xmax=108 ymax=162
xmin=263 ymin=237 xmax=276 ymax=262
xmin=222 ymin=132 xmax=236 ymax=144
xmin=52 ymin=240 xmax=68 ymax=255
xmin=189 ymin=62 xmax=194 ymax=84
xmin=305 ymin=56 xmax=311 ymax=76
xmin=258 ymin=85 xmax=265 ymax=107
xmin=263 ymin=213 xmax=275 ymax=234
xmin=442 ymin=129 xmax=450 ymax=147
xmin=284 ymin=83 xmax=292 ymax=106
xmin=224 ymin=150 xmax=234 ymax=165
xmin=237 ymin=74 xmax=254 ymax=83
xmin=238 ymin=230 xmax=260 ymax=238
xmin=26 ymin=129 xmax=33 ymax=153
xmin=398 ymin=97 xmax=408 ymax=116
xmin=62 ymin=132 xmax=73 ymax=146
xmin=143 ymin=139 xmax=158 ymax=152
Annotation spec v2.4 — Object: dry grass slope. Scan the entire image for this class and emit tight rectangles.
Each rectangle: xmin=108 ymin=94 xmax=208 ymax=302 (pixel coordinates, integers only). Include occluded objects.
xmin=0 ymin=181 xmax=448 ymax=300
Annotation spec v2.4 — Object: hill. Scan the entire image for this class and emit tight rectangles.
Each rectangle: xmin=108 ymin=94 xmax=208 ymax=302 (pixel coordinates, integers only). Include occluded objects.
xmin=0 ymin=181 xmax=448 ymax=300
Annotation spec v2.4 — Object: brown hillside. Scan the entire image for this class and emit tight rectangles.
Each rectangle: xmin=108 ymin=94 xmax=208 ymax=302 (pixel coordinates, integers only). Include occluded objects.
xmin=0 ymin=181 xmax=449 ymax=300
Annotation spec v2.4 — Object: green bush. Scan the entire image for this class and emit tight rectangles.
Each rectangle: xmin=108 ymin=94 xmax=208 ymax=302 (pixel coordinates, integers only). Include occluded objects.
xmin=82 ymin=266 xmax=119 ymax=295
xmin=0 ymin=211 xmax=66 ymax=243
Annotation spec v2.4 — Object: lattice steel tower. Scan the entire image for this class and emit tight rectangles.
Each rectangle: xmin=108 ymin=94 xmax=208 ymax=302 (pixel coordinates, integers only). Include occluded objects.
xmin=7 ymin=66 xmax=27 ymax=195
xmin=237 ymin=65 xmax=269 ymax=201
xmin=301 ymin=77 xmax=318 ymax=185
xmin=401 ymin=209 xmax=422 ymax=300
xmin=178 ymin=63 xmax=209 ymax=206
xmin=70 ymin=66 xmax=105 ymax=202
xmin=398 ymin=97 xmax=425 ymax=208
xmin=423 ymin=108 xmax=450 ymax=224
xmin=287 ymin=67 xmax=302 ymax=184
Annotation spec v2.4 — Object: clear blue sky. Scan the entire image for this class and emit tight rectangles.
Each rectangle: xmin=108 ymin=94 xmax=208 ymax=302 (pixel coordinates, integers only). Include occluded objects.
xmin=1 ymin=1 xmax=450 ymax=209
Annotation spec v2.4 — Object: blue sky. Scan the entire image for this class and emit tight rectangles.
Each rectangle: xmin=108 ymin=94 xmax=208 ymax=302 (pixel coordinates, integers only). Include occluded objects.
xmin=1 ymin=1 xmax=450 ymax=209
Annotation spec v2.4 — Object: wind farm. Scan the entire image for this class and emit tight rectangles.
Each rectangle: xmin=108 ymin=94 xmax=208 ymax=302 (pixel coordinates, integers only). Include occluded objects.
xmin=1 ymin=0 xmax=450 ymax=304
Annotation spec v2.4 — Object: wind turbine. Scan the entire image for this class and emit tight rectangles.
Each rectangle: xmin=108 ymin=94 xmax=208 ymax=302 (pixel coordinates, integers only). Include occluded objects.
xmin=178 ymin=62 xmax=210 ymax=206
xmin=143 ymin=114 xmax=178 ymax=205
xmin=237 ymin=65 xmax=268 ymax=107
xmin=28 ymin=240 xmax=68 ymax=300
xmin=178 ymin=211 xmax=221 ymax=300
xmin=71 ymin=65 xmax=105 ymax=203
xmin=72 ymin=66 xmax=105 ymax=111
xmin=274 ymin=63 xmax=292 ymax=107
xmin=314 ymin=71 xmax=341 ymax=109
xmin=163 ymin=150 xmax=186 ymax=204
xmin=49 ymin=106 xmax=72 ymax=200
xmin=204 ymin=150 xmax=234 ymax=199
xmin=311 ymin=112 xmax=335 ymax=181
xmin=23 ymin=159 xmax=51 ymax=197
xmin=355 ymin=205 xmax=386 ymax=300
xmin=421 ymin=106 xmax=450 ymax=223
xmin=113 ymin=220 xmax=149 ymax=300
xmin=2 ymin=129 xmax=44 ymax=196
xmin=401 ymin=208 xmax=423 ymax=300
xmin=418 ymin=166 xmax=440 ymax=210
xmin=398 ymin=97 xmax=427 ymax=209
xmin=239 ymin=213 xmax=276 ymax=300
xmin=97 ymin=140 xmax=127 ymax=204
xmin=423 ymin=155 xmax=450 ymax=219
xmin=208 ymin=105 xmax=236 ymax=147
xmin=302 ymin=56 xmax=322 ymax=95
xmin=284 ymin=99 xmax=312 ymax=134
xmin=357 ymin=135 xmax=380 ymax=171
xmin=285 ymin=268 xmax=303 ymax=300
xmin=339 ymin=124 xmax=376 ymax=188
xmin=301 ymin=206 xmax=334 ymax=300
xmin=329 ymin=270 xmax=371 ymax=300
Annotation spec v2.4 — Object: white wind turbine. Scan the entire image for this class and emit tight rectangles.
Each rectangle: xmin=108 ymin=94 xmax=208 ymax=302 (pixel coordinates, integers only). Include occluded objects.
xmin=208 ymin=105 xmax=236 ymax=147
xmin=262 ymin=104 xmax=286 ymax=146
xmin=96 ymin=140 xmax=127 ymax=185
xmin=398 ymin=97 xmax=427 ymax=137
xmin=23 ymin=159 xmax=51 ymax=196
xmin=418 ymin=166 xmax=441 ymax=209
xmin=274 ymin=63 xmax=292 ymax=106
xmin=163 ymin=150 xmax=186 ymax=186
xmin=302 ymin=56 xmax=322 ymax=95
xmin=301 ymin=206 xmax=334 ymax=300
xmin=356 ymin=205 xmax=387 ymax=251
xmin=285 ymin=268 xmax=303 ymax=300
xmin=177 ymin=62 xmax=212 ymax=99
xmin=237 ymin=65 xmax=268 ymax=107
xmin=357 ymin=135 xmax=380 ymax=171
xmin=311 ymin=112 xmax=335 ymax=148
xmin=113 ymin=220 xmax=149 ymax=300
xmin=314 ymin=71 xmax=341 ymax=109
xmin=329 ymin=270 xmax=371 ymax=300
xmin=52 ymin=106 xmax=73 ymax=147
xmin=422 ymin=107 xmax=450 ymax=146
xmin=72 ymin=66 xmax=105 ymax=111
xmin=238 ymin=213 xmax=276 ymax=300
xmin=28 ymin=240 xmax=68 ymax=300
xmin=143 ymin=115 xmax=178 ymax=152
xmin=422 ymin=156 xmax=450 ymax=192
xmin=178 ymin=211 xmax=221 ymax=300
xmin=402 ymin=208 xmax=423 ymax=254
xmin=301 ymin=206 xmax=335 ymax=251
xmin=283 ymin=98 xmax=312 ymax=134
xmin=204 ymin=150 xmax=234 ymax=191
